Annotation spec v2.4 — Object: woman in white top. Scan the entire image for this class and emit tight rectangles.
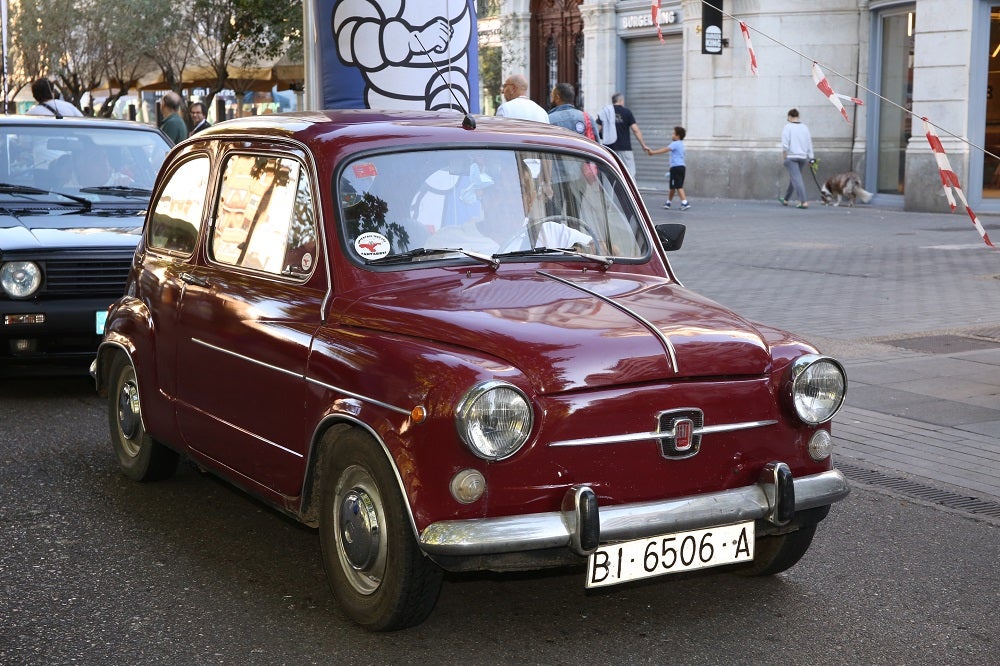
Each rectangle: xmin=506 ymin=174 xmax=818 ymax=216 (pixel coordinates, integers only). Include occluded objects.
xmin=779 ymin=108 xmax=814 ymax=209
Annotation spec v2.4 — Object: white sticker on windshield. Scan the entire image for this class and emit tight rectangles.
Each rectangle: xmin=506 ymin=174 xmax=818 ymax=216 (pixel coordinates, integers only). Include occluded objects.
xmin=354 ymin=232 xmax=391 ymax=260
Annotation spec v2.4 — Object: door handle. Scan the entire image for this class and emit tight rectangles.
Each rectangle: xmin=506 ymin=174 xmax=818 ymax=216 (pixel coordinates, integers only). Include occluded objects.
xmin=179 ymin=272 xmax=209 ymax=287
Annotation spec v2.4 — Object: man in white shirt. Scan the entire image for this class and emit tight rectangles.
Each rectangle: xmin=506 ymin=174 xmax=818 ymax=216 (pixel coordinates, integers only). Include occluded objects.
xmin=26 ymin=79 xmax=83 ymax=118
xmin=495 ymin=74 xmax=549 ymax=123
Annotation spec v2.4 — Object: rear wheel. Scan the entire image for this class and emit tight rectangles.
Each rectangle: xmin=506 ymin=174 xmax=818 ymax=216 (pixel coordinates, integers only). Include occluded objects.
xmin=736 ymin=524 xmax=817 ymax=576
xmin=319 ymin=431 xmax=443 ymax=631
xmin=107 ymin=353 xmax=178 ymax=482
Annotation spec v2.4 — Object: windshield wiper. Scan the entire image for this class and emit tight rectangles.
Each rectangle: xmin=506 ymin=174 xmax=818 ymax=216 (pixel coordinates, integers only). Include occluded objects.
xmin=367 ymin=247 xmax=499 ymax=268
xmin=0 ymin=182 xmax=92 ymax=210
xmin=79 ymin=185 xmax=152 ymax=197
xmin=493 ymin=246 xmax=613 ymax=269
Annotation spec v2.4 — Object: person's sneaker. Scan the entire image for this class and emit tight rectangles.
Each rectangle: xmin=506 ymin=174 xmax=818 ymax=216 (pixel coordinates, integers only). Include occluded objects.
xmin=778 ymin=197 xmax=788 ymax=206
xmin=680 ymin=202 xmax=691 ymax=211
xmin=663 ymin=201 xmax=671 ymax=209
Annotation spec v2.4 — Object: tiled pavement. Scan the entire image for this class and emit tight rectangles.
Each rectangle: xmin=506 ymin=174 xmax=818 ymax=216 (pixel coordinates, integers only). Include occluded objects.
xmin=642 ymin=192 xmax=1000 ymax=509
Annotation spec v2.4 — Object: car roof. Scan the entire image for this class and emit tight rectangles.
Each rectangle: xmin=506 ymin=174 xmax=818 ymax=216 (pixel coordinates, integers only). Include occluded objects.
xmin=193 ymin=109 xmax=608 ymax=158
xmin=0 ymin=114 xmax=165 ymax=132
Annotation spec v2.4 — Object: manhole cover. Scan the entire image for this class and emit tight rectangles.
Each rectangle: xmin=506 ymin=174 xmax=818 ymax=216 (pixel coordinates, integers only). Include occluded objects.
xmin=882 ymin=334 xmax=999 ymax=353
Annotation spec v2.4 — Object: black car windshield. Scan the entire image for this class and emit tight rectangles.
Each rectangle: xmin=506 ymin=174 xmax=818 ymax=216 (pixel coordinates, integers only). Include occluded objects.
xmin=339 ymin=148 xmax=650 ymax=266
xmin=0 ymin=123 xmax=170 ymax=202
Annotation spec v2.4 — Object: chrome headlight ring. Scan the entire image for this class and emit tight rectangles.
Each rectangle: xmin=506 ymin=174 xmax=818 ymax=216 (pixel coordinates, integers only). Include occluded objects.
xmin=455 ymin=380 xmax=534 ymax=461
xmin=788 ymin=354 xmax=848 ymax=425
xmin=0 ymin=261 xmax=42 ymax=299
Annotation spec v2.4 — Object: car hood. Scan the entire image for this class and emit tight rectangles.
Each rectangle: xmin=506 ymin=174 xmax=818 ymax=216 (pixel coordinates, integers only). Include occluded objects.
xmin=344 ymin=270 xmax=775 ymax=393
xmin=0 ymin=210 xmax=143 ymax=252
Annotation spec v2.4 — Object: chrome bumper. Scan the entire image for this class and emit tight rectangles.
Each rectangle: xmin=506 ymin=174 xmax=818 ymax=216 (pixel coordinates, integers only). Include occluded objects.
xmin=419 ymin=468 xmax=849 ymax=557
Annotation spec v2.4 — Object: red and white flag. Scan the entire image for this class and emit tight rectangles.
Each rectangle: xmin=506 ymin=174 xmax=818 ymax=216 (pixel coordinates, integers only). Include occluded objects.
xmin=923 ymin=117 xmax=994 ymax=248
xmin=739 ymin=22 xmax=758 ymax=77
xmin=812 ymin=62 xmax=851 ymax=123
xmin=652 ymin=1 xmax=664 ymax=43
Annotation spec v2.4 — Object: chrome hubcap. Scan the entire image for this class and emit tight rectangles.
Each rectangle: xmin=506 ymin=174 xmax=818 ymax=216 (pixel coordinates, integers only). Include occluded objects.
xmin=118 ymin=381 xmax=141 ymax=443
xmin=340 ymin=489 xmax=380 ymax=570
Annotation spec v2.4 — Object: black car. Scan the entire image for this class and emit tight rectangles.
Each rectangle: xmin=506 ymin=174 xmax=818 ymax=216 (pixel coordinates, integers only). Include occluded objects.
xmin=0 ymin=116 xmax=171 ymax=375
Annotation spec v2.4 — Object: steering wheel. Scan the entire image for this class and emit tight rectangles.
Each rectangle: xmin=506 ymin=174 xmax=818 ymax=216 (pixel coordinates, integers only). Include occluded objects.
xmin=532 ymin=214 xmax=600 ymax=253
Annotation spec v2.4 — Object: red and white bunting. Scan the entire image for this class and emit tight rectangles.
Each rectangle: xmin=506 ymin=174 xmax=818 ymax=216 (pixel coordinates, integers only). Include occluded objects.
xmin=652 ymin=1 xmax=664 ymax=43
xmin=923 ymin=117 xmax=994 ymax=248
xmin=812 ymin=62 xmax=850 ymax=123
xmin=739 ymin=21 xmax=758 ymax=77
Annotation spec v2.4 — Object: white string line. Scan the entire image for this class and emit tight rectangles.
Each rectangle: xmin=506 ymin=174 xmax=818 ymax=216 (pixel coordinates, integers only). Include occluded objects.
xmin=705 ymin=1 xmax=1000 ymax=163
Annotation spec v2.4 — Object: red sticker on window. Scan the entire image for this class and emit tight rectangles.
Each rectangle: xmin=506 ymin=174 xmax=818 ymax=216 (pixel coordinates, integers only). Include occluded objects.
xmin=353 ymin=163 xmax=378 ymax=178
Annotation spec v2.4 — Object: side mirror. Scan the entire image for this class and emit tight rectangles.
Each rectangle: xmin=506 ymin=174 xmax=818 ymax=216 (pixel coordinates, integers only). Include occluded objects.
xmin=655 ymin=223 xmax=686 ymax=251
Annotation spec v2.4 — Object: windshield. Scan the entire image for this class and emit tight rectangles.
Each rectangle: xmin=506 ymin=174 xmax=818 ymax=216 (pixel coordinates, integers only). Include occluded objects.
xmin=339 ymin=148 xmax=650 ymax=265
xmin=0 ymin=123 xmax=170 ymax=202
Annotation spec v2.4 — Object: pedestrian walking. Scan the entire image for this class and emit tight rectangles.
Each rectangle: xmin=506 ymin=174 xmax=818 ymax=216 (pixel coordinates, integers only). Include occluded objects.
xmin=647 ymin=126 xmax=690 ymax=210
xmin=496 ymin=74 xmax=549 ymax=123
xmin=595 ymin=93 xmax=650 ymax=177
xmin=159 ymin=92 xmax=188 ymax=146
xmin=779 ymin=108 xmax=815 ymax=209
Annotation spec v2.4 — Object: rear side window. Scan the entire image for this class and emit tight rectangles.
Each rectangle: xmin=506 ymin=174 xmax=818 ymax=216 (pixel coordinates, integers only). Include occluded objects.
xmin=210 ymin=155 xmax=317 ymax=277
xmin=148 ymin=157 xmax=210 ymax=254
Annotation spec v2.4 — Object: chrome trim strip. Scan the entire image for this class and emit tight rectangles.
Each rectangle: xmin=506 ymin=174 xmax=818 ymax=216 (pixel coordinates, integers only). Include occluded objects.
xmin=192 ymin=338 xmax=411 ymax=415
xmin=548 ymin=419 xmax=778 ymax=448
xmin=537 ymin=270 xmax=679 ymax=373
xmin=306 ymin=377 xmax=412 ymax=416
xmin=419 ymin=469 xmax=850 ymax=556
xmin=194 ymin=410 xmax=305 ymax=459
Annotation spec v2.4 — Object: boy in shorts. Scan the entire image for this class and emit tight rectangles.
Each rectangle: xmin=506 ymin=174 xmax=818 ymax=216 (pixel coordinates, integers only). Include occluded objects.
xmin=647 ymin=126 xmax=689 ymax=210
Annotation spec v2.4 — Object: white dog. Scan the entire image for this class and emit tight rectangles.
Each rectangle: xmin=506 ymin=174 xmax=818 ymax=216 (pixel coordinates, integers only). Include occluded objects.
xmin=820 ymin=172 xmax=873 ymax=207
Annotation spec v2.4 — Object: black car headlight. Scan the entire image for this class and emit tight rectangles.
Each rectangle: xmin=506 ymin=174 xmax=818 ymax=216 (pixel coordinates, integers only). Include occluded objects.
xmin=456 ymin=381 xmax=533 ymax=460
xmin=789 ymin=355 xmax=847 ymax=424
xmin=1 ymin=261 xmax=42 ymax=299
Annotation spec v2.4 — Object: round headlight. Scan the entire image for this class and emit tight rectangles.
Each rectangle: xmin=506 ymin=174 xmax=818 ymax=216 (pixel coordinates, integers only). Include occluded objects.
xmin=1 ymin=261 xmax=42 ymax=298
xmin=790 ymin=355 xmax=847 ymax=424
xmin=456 ymin=381 xmax=533 ymax=460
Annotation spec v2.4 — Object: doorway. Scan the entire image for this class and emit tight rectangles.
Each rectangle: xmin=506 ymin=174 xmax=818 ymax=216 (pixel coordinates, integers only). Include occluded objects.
xmin=530 ymin=0 xmax=584 ymax=109
xmin=871 ymin=7 xmax=915 ymax=196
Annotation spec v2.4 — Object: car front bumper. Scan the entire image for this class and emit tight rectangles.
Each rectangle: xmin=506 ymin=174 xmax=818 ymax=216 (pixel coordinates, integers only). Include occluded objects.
xmin=419 ymin=466 xmax=849 ymax=558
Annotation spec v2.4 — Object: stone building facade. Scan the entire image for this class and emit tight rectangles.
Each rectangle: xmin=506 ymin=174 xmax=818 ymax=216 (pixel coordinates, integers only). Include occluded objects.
xmin=480 ymin=1 xmax=1000 ymax=213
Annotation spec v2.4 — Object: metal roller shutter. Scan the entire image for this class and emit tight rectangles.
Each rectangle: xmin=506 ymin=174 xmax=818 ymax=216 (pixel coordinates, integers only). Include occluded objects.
xmin=625 ymin=35 xmax=683 ymax=191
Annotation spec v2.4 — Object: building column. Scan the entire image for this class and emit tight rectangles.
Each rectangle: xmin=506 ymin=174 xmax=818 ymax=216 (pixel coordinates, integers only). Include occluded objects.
xmin=579 ymin=0 xmax=619 ymax=115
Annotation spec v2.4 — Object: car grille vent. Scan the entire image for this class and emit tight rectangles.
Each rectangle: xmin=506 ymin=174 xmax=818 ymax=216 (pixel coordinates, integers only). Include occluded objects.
xmin=43 ymin=256 xmax=132 ymax=296
xmin=839 ymin=461 xmax=1000 ymax=520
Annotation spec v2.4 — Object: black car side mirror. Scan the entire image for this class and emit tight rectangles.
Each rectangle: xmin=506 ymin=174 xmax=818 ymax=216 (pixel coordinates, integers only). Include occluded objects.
xmin=655 ymin=223 xmax=686 ymax=251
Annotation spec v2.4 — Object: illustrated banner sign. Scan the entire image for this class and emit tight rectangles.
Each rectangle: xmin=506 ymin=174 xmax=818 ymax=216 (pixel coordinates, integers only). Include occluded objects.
xmin=315 ymin=0 xmax=479 ymax=112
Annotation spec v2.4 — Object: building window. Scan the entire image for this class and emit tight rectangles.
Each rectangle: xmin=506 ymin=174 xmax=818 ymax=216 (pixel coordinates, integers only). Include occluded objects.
xmin=875 ymin=8 xmax=914 ymax=195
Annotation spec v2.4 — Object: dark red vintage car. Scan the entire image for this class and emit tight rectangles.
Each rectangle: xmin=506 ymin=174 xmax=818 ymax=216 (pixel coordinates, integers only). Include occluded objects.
xmin=93 ymin=110 xmax=848 ymax=630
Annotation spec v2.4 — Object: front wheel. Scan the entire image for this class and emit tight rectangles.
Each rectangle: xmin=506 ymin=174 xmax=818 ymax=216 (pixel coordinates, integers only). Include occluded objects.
xmin=319 ymin=431 xmax=443 ymax=631
xmin=735 ymin=524 xmax=817 ymax=576
xmin=107 ymin=353 xmax=178 ymax=482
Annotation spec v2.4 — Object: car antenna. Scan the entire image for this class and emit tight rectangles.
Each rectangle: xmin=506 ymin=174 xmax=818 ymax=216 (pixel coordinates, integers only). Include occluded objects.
xmin=412 ymin=32 xmax=476 ymax=130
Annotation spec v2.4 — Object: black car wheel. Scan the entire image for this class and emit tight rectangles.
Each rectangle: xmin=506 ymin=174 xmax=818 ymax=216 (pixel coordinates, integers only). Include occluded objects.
xmin=735 ymin=524 xmax=817 ymax=577
xmin=319 ymin=430 xmax=442 ymax=631
xmin=108 ymin=353 xmax=178 ymax=482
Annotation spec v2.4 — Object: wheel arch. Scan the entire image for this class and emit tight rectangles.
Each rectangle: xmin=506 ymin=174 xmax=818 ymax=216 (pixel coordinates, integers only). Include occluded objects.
xmin=299 ymin=415 xmax=419 ymax=540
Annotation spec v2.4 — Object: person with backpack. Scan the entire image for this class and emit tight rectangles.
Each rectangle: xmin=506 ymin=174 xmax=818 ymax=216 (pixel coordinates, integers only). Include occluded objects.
xmin=26 ymin=79 xmax=83 ymax=118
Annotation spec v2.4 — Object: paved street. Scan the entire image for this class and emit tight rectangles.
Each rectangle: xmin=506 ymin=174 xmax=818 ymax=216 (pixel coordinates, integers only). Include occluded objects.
xmin=2 ymin=191 xmax=999 ymax=664
xmin=643 ymin=190 xmax=1000 ymax=513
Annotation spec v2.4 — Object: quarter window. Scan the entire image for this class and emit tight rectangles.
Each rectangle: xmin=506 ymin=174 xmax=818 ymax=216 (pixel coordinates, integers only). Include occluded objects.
xmin=148 ymin=157 xmax=210 ymax=255
xmin=212 ymin=155 xmax=317 ymax=277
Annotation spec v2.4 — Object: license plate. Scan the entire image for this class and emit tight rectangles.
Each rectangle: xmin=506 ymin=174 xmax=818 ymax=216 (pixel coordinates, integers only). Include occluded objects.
xmin=586 ymin=521 xmax=755 ymax=588
xmin=95 ymin=310 xmax=108 ymax=335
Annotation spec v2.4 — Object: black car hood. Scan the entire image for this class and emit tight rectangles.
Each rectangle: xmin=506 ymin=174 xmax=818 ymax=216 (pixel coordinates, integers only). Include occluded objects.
xmin=0 ymin=210 xmax=143 ymax=253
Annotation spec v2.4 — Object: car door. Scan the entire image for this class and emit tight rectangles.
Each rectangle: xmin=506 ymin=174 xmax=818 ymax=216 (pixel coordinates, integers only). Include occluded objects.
xmin=173 ymin=149 xmax=326 ymax=497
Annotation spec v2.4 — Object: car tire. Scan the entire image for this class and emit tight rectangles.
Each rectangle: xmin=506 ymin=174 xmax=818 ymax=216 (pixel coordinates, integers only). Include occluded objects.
xmin=108 ymin=353 xmax=178 ymax=482
xmin=735 ymin=524 xmax=817 ymax=577
xmin=319 ymin=430 xmax=443 ymax=631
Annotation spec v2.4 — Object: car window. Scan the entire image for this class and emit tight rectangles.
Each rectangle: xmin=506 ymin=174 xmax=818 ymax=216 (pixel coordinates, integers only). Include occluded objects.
xmin=338 ymin=148 xmax=649 ymax=264
xmin=210 ymin=155 xmax=318 ymax=277
xmin=0 ymin=124 xmax=169 ymax=196
xmin=147 ymin=157 xmax=211 ymax=255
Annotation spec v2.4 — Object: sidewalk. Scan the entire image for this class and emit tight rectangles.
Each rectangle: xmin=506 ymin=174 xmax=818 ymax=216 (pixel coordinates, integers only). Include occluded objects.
xmin=640 ymin=191 xmax=1000 ymax=510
